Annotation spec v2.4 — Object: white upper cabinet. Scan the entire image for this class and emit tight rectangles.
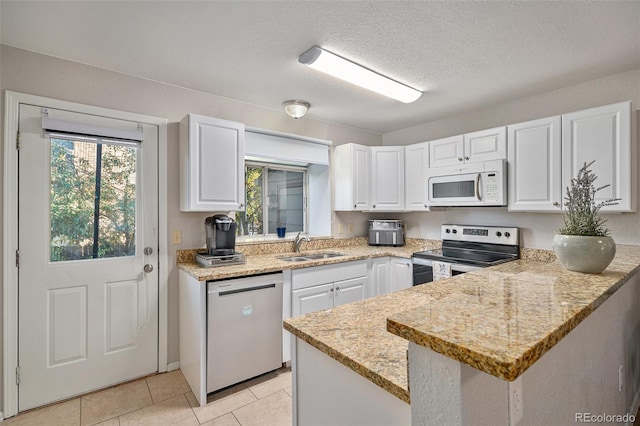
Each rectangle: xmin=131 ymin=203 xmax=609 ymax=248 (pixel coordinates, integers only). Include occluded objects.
xmin=429 ymin=127 xmax=506 ymax=168
xmin=464 ymin=126 xmax=507 ymax=163
xmin=371 ymin=146 xmax=405 ymax=211
xmin=404 ymin=142 xmax=430 ymax=211
xmin=508 ymin=116 xmax=562 ymax=211
xmin=180 ymin=114 xmax=245 ymax=212
xmin=333 ymin=143 xmax=372 ymax=211
xmin=562 ymin=101 xmax=633 ymax=212
xmin=429 ymin=135 xmax=465 ymax=167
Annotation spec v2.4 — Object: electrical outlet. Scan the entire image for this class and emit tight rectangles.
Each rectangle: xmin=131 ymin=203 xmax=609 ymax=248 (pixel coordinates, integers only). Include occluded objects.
xmin=619 ymin=364 xmax=623 ymax=392
xmin=338 ymin=224 xmax=344 ymax=234
xmin=509 ymin=377 xmax=523 ymax=424
xmin=348 ymin=223 xmax=353 ymax=233
xmin=172 ymin=230 xmax=182 ymax=245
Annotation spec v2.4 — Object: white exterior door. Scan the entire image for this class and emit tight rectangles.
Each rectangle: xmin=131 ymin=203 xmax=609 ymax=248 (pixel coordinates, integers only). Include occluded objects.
xmin=507 ymin=116 xmax=562 ymax=211
xmin=18 ymin=105 xmax=159 ymax=410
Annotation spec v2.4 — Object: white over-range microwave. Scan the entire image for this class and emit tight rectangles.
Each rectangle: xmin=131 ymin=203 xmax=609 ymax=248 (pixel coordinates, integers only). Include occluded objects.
xmin=427 ymin=159 xmax=506 ymax=206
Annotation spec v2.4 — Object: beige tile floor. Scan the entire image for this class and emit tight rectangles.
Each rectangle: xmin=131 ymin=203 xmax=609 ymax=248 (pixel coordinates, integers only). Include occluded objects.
xmin=4 ymin=367 xmax=292 ymax=426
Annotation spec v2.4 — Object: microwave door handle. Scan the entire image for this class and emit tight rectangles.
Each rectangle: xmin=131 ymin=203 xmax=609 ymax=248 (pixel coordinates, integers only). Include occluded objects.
xmin=475 ymin=173 xmax=482 ymax=200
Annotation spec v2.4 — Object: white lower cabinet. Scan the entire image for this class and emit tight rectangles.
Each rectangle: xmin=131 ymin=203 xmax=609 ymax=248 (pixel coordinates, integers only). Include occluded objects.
xmin=369 ymin=257 xmax=413 ymax=297
xmin=389 ymin=257 xmax=412 ymax=293
xmin=291 ymin=260 xmax=368 ymax=317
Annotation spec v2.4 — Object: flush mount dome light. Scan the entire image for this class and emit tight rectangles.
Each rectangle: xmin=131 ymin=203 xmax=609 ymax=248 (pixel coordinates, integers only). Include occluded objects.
xmin=282 ymin=100 xmax=310 ymax=119
xmin=298 ymin=45 xmax=422 ymax=104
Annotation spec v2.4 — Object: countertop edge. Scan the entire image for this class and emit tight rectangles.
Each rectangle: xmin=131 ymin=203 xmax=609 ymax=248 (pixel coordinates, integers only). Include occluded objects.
xmin=386 ymin=261 xmax=640 ymax=381
xmin=283 ymin=320 xmax=411 ymax=404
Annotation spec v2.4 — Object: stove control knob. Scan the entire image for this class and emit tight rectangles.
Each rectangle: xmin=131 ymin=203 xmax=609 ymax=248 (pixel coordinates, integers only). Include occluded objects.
xmin=452 ymin=229 xmax=457 ymax=234
xmin=445 ymin=229 xmax=451 ymax=233
xmin=496 ymin=231 xmax=502 ymax=237
xmin=504 ymin=232 xmax=511 ymax=238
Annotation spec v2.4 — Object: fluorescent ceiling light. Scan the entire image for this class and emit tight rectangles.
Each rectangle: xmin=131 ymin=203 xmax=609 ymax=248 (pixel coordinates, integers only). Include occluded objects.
xmin=298 ymin=45 xmax=422 ymax=104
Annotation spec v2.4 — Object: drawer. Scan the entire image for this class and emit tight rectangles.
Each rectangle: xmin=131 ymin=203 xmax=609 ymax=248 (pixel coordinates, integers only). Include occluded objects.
xmin=292 ymin=260 xmax=367 ymax=290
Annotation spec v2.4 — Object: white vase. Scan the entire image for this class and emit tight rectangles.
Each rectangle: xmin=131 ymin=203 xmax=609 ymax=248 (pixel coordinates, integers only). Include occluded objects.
xmin=552 ymin=234 xmax=616 ymax=274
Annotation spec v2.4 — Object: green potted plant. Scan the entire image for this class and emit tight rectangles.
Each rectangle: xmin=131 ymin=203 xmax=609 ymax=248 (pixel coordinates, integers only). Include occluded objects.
xmin=552 ymin=161 xmax=620 ymax=273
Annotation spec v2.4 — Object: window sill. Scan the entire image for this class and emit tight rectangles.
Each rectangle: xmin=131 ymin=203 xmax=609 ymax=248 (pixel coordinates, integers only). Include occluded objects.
xmin=236 ymin=234 xmax=332 ymax=244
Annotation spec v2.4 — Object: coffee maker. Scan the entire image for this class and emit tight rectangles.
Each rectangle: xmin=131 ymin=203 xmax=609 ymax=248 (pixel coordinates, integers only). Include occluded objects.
xmin=205 ymin=214 xmax=237 ymax=256
xmin=196 ymin=215 xmax=246 ymax=268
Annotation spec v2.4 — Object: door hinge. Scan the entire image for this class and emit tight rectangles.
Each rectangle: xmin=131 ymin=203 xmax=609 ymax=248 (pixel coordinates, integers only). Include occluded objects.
xmin=16 ymin=366 xmax=20 ymax=385
xmin=16 ymin=131 xmax=21 ymax=151
xmin=16 ymin=250 xmax=20 ymax=268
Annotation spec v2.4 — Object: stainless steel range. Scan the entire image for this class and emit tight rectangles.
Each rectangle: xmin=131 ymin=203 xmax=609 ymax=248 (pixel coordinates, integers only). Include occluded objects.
xmin=412 ymin=224 xmax=519 ymax=285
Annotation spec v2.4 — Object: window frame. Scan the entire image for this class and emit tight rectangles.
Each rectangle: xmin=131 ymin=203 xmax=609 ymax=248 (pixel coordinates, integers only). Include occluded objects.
xmin=237 ymin=161 xmax=308 ymax=238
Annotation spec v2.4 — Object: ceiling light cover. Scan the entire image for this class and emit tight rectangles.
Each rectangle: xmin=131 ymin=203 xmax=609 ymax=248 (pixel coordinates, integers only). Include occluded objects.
xmin=298 ymin=46 xmax=422 ymax=103
xmin=282 ymin=100 xmax=310 ymax=119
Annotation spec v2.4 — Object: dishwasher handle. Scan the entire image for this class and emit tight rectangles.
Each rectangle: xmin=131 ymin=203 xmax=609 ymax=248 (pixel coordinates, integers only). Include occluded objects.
xmin=217 ymin=283 xmax=277 ymax=297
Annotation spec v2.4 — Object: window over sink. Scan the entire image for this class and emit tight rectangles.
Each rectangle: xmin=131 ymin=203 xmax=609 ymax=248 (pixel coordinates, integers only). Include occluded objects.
xmin=237 ymin=129 xmax=332 ymax=239
xmin=236 ymin=162 xmax=307 ymax=237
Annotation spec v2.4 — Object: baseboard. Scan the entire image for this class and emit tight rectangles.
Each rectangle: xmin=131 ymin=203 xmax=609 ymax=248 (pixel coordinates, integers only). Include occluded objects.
xmin=166 ymin=361 xmax=181 ymax=372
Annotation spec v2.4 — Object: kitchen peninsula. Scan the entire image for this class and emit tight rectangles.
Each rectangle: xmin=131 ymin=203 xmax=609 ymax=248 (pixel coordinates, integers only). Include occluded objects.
xmin=284 ymin=246 xmax=640 ymax=426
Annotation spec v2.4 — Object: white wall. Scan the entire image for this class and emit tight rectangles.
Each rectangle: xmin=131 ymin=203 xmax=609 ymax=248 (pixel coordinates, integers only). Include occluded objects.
xmin=383 ymin=69 xmax=640 ymax=248
xmin=0 ymin=45 xmax=381 ymax=370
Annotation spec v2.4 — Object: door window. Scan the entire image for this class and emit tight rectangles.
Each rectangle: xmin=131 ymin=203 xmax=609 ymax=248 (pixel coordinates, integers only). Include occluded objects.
xmin=50 ymin=136 xmax=138 ymax=261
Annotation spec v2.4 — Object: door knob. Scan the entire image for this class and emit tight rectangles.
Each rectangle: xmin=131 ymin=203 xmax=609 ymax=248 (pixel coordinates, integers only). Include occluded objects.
xmin=144 ymin=264 xmax=154 ymax=273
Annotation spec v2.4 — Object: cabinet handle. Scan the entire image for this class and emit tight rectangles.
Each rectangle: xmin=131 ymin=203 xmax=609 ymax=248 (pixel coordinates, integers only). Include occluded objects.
xmin=464 ymin=156 xmax=469 ymax=160
xmin=457 ymin=157 xmax=463 ymax=162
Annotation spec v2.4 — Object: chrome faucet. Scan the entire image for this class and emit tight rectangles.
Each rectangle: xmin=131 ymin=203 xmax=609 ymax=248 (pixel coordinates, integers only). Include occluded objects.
xmin=293 ymin=232 xmax=310 ymax=253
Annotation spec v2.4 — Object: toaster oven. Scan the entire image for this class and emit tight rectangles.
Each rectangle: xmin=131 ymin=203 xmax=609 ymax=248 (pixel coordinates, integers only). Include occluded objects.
xmin=368 ymin=220 xmax=405 ymax=246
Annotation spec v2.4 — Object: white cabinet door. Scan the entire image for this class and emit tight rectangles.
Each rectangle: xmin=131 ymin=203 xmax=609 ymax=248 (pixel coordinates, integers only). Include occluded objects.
xmin=429 ymin=135 xmax=464 ymax=168
xmin=404 ymin=142 xmax=430 ymax=211
xmin=369 ymin=257 xmax=390 ymax=297
xmin=371 ymin=146 xmax=405 ymax=211
xmin=464 ymin=126 xmax=507 ymax=164
xmin=180 ymin=114 xmax=245 ymax=212
xmin=389 ymin=258 xmax=412 ymax=293
xmin=334 ymin=277 xmax=367 ymax=307
xmin=508 ymin=116 xmax=562 ymax=212
xmin=334 ymin=143 xmax=371 ymax=211
xmin=292 ymin=283 xmax=334 ymax=316
xmin=562 ymin=101 xmax=633 ymax=212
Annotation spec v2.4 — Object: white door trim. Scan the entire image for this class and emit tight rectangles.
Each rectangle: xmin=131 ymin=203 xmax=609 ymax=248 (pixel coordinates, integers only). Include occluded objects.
xmin=2 ymin=91 xmax=169 ymax=418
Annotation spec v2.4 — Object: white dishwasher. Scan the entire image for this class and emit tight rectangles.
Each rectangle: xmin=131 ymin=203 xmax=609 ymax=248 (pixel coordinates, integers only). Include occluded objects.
xmin=207 ymin=273 xmax=283 ymax=393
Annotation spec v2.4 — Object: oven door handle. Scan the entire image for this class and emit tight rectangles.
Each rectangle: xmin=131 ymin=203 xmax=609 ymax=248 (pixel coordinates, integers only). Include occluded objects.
xmin=475 ymin=173 xmax=482 ymax=200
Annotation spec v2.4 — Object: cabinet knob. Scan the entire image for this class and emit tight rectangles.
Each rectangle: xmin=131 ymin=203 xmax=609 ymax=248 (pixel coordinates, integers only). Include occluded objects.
xmin=464 ymin=156 xmax=469 ymax=160
xmin=372 ymin=205 xmax=376 ymax=208
xmin=354 ymin=204 xmax=357 ymax=208
xmin=424 ymin=204 xmax=428 ymax=208
xmin=553 ymin=201 xmax=559 ymax=206
xmin=457 ymin=157 xmax=463 ymax=162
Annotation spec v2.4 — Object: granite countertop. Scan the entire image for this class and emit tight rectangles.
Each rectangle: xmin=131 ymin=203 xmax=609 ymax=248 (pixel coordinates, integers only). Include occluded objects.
xmin=177 ymin=238 xmax=432 ymax=282
xmin=283 ymin=245 xmax=640 ymax=404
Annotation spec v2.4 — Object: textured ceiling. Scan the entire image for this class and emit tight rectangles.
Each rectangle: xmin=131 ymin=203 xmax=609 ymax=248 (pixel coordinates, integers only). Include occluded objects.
xmin=2 ymin=1 xmax=639 ymax=133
